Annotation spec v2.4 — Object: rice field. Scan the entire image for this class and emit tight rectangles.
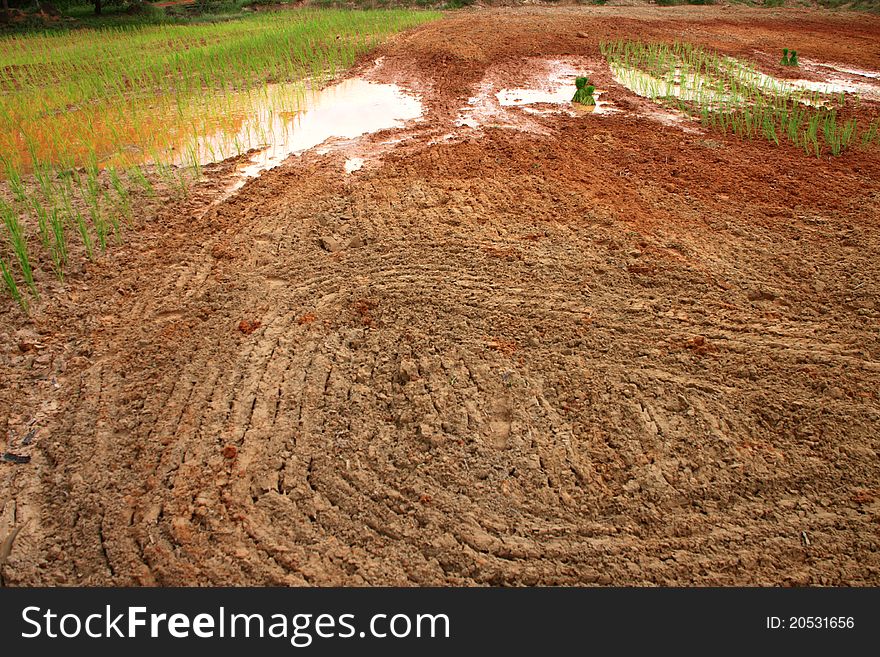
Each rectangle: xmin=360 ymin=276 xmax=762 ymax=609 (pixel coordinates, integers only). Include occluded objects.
xmin=0 ymin=8 xmax=440 ymax=310
xmin=600 ymin=39 xmax=880 ymax=157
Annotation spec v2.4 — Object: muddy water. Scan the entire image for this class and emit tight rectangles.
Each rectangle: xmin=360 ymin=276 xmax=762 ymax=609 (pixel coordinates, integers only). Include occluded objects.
xmin=456 ymin=61 xmax=615 ymax=131
xmin=497 ymin=85 xmax=613 ymax=115
xmin=610 ymin=63 xmax=738 ymax=106
xmin=4 ymin=77 xmax=422 ymax=185
xmin=209 ymin=79 xmax=422 ymax=185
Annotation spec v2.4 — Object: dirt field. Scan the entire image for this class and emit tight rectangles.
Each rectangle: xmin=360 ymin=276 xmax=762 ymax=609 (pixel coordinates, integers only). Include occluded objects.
xmin=2 ymin=5 xmax=880 ymax=586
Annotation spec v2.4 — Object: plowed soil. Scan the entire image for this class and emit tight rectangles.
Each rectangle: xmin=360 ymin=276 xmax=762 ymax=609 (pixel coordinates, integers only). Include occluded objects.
xmin=2 ymin=5 xmax=880 ymax=586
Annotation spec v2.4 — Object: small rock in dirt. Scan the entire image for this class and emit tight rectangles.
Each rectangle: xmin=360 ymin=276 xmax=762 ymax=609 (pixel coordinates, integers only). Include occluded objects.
xmin=398 ymin=359 xmax=420 ymax=384
xmin=2 ymin=452 xmax=31 ymax=464
xmin=347 ymin=235 xmax=365 ymax=249
xmin=576 ymin=31 xmax=589 ymax=38
xmin=747 ymin=288 xmax=776 ymax=302
xmin=319 ymin=235 xmax=343 ymax=252
xmin=828 ymin=387 xmax=845 ymax=400
xmin=238 ymin=320 xmax=261 ymax=335
xmin=417 ymin=423 xmax=443 ymax=447
xmin=222 ymin=445 xmax=238 ymax=459
xmin=22 ymin=428 xmax=37 ymax=446
xmin=441 ymin=420 xmax=462 ymax=435
xmin=686 ymin=335 xmax=713 ymax=355
xmin=736 ymin=365 xmax=758 ymax=381
xmin=665 ymin=395 xmax=689 ymax=413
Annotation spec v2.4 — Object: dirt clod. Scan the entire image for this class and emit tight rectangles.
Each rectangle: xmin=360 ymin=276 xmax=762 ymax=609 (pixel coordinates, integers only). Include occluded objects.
xmin=237 ymin=320 xmax=261 ymax=335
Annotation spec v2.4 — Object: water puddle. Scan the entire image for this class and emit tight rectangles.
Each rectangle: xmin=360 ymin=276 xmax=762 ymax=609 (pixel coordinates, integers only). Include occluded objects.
xmin=194 ymin=78 xmax=421 ymax=190
xmin=800 ymin=60 xmax=880 ymax=100
xmin=497 ymin=85 xmax=613 ymax=115
xmin=723 ymin=58 xmax=860 ymax=99
xmin=455 ymin=60 xmax=615 ymax=132
xmin=344 ymin=157 xmax=365 ymax=173
xmin=811 ymin=63 xmax=880 ymax=80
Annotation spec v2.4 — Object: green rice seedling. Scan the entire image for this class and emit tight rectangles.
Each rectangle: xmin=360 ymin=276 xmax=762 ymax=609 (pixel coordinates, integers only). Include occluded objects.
xmin=2 ymin=156 xmax=27 ymax=203
xmin=826 ymin=116 xmax=857 ymax=156
xmin=49 ymin=206 xmax=67 ymax=280
xmin=780 ymin=49 xmax=790 ymax=66
xmin=0 ymin=256 xmax=26 ymax=311
xmin=762 ymin=112 xmax=779 ymax=145
xmin=862 ymin=119 xmax=879 ymax=146
xmin=186 ymin=143 xmax=203 ymax=181
xmin=806 ymin=112 xmax=822 ymax=157
xmin=174 ymin=167 xmax=190 ymax=200
xmin=128 ymin=166 xmax=156 ymax=198
xmin=31 ymin=195 xmax=53 ymax=256
xmin=789 ymin=51 xmax=799 ymax=67
xmin=33 ymin=164 xmax=59 ymax=209
xmin=822 ymin=110 xmax=836 ymax=153
xmin=1 ymin=200 xmax=36 ymax=297
xmin=153 ymin=157 xmax=177 ymax=193
xmin=29 ymin=195 xmax=65 ymax=282
xmin=107 ymin=167 xmax=132 ymax=222
xmin=81 ymin=162 xmax=108 ymax=253
xmin=73 ymin=208 xmax=94 ymax=262
xmin=59 ymin=176 xmax=94 ymax=261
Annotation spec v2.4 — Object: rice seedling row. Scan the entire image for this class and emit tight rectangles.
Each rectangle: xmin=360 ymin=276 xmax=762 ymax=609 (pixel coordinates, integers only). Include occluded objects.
xmin=600 ymin=39 xmax=880 ymax=158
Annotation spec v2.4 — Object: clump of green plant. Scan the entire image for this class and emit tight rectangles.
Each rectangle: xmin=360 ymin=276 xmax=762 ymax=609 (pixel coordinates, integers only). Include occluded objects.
xmin=781 ymin=49 xmax=799 ymax=67
xmin=572 ymin=77 xmax=597 ymax=105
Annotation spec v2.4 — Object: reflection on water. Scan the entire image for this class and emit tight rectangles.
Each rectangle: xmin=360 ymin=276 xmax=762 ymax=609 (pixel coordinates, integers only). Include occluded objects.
xmin=190 ymin=78 xmax=422 ymax=184
xmin=610 ymin=58 xmax=874 ymax=109
xmin=496 ymin=76 xmax=613 ymax=115
xmin=454 ymin=63 xmax=615 ymax=130
xmin=610 ymin=63 xmax=738 ymax=106
xmin=6 ymin=77 xmax=422 ymax=183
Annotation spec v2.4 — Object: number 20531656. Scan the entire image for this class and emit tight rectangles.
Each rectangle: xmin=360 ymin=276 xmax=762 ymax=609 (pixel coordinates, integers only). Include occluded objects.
xmin=766 ymin=617 xmax=855 ymax=630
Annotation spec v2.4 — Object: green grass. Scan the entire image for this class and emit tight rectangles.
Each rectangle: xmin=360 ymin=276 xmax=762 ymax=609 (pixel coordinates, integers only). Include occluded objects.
xmin=0 ymin=7 xmax=440 ymax=310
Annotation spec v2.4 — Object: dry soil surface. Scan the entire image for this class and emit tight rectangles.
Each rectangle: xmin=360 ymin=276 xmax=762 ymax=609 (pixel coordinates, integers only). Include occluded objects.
xmin=2 ymin=6 xmax=880 ymax=586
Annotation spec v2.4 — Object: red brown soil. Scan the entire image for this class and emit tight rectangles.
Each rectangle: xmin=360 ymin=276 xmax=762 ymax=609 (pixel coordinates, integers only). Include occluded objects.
xmin=2 ymin=6 xmax=880 ymax=586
